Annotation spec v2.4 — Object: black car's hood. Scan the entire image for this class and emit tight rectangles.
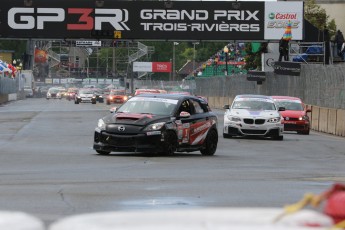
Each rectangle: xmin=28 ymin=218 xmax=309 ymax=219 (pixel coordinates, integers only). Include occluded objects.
xmin=103 ymin=112 xmax=171 ymax=126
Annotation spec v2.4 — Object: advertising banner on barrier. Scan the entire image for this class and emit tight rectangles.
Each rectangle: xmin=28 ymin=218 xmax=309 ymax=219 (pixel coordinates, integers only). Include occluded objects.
xmin=133 ymin=62 xmax=171 ymax=73
xmin=273 ymin=61 xmax=301 ymax=76
xmin=0 ymin=0 xmax=303 ymax=41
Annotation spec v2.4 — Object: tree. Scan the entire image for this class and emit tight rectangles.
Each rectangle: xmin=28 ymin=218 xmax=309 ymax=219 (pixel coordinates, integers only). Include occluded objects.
xmin=304 ymin=0 xmax=337 ymax=38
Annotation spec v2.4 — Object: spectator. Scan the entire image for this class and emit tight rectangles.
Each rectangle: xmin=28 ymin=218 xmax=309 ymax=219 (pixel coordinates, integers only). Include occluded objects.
xmin=335 ymin=30 xmax=344 ymax=57
xmin=278 ymin=37 xmax=289 ymax=61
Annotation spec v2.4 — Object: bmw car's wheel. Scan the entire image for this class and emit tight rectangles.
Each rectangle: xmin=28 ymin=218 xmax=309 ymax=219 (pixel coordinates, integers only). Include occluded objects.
xmin=201 ymin=129 xmax=218 ymax=156
xmin=96 ymin=150 xmax=110 ymax=155
xmin=161 ymin=131 xmax=177 ymax=155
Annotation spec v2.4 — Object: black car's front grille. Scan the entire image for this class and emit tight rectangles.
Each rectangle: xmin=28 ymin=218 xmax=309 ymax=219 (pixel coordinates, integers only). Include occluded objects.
xmin=243 ymin=119 xmax=265 ymax=125
xmin=108 ymin=137 xmax=135 ymax=146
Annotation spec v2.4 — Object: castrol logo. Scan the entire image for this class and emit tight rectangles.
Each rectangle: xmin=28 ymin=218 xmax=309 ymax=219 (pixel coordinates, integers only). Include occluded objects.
xmin=268 ymin=12 xmax=298 ymax=20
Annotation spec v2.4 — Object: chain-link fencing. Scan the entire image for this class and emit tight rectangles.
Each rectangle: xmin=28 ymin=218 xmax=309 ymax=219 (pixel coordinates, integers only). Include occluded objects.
xmin=134 ymin=64 xmax=345 ymax=109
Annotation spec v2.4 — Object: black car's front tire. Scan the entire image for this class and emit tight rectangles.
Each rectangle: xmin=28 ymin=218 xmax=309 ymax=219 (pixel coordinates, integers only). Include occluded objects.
xmin=201 ymin=129 xmax=218 ymax=156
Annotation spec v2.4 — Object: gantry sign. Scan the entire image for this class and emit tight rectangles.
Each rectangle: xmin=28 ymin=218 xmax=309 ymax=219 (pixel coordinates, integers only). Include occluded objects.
xmin=0 ymin=0 xmax=303 ymax=41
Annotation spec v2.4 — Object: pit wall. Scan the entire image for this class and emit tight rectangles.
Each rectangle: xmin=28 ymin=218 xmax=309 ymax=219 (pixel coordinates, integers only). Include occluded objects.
xmin=208 ymin=96 xmax=345 ymax=138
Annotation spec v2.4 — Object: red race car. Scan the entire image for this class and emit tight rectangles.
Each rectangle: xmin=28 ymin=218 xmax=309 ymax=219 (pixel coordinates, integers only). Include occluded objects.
xmin=272 ymin=96 xmax=311 ymax=135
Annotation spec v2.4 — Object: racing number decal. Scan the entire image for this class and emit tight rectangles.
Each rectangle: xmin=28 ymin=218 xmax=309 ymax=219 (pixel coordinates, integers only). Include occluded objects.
xmin=176 ymin=120 xmax=190 ymax=144
xmin=182 ymin=123 xmax=190 ymax=143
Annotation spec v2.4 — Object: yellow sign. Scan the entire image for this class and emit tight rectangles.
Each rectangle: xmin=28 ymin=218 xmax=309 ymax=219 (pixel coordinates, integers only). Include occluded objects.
xmin=114 ymin=31 xmax=122 ymax=39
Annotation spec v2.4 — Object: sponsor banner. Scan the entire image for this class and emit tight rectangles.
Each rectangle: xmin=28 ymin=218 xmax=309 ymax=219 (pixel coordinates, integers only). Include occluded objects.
xmin=76 ymin=40 xmax=101 ymax=47
xmin=133 ymin=62 xmax=152 ymax=72
xmin=273 ymin=61 xmax=301 ymax=76
xmin=264 ymin=2 xmax=303 ymax=40
xmin=133 ymin=62 xmax=172 ymax=72
xmin=0 ymin=0 xmax=271 ymax=40
xmin=262 ymin=53 xmax=277 ymax=72
xmin=152 ymin=62 xmax=171 ymax=72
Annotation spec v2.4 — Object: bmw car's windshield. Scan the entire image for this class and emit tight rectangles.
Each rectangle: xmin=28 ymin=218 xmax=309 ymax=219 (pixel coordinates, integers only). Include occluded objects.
xmin=232 ymin=100 xmax=276 ymax=111
xmin=117 ymin=97 xmax=178 ymax=116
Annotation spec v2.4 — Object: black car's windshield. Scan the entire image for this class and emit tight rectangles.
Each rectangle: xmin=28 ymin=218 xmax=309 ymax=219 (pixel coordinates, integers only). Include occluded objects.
xmin=117 ymin=97 xmax=178 ymax=116
xmin=232 ymin=100 xmax=276 ymax=110
xmin=275 ymin=100 xmax=303 ymax=111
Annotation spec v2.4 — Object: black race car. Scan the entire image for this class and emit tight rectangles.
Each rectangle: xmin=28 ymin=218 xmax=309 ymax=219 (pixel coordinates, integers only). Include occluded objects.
xmin=93 ymin=94 xmax=218 ymax=156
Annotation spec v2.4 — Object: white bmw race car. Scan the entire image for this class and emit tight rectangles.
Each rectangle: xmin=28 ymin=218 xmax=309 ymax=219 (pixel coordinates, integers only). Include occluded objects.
xmin=223 ymin=94 xmax=285 ymax=140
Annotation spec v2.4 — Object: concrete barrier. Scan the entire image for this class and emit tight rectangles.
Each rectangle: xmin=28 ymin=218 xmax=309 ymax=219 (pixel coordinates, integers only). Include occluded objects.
xmin=327 ymin=108 xmax=337 ymax=135
xmin=336 ymin=109 xmax=345 ymax=137
xmin=8 ymin=93 xmax=17 ymax=101
xmin=318 ymin=107 xmax=329 ymax=133
xmin=49 ymin=208 xmax=333 ymax=230
xmin=0 ymin=211 xmax=45 ymax=230
xmin=311 ymin=106 xmax=320 ymax=131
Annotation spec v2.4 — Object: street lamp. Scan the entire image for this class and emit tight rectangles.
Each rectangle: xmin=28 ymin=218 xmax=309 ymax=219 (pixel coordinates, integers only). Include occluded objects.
xmin=192 ymin=42 xmax=199 ymax=76
xmin=223 ymin=46 xmax=229 ymax=76
xmin=172 ymin=42 xmax=179 ymax=81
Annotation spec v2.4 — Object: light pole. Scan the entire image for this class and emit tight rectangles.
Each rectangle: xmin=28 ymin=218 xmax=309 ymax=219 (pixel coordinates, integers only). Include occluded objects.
xmin=223 ymin=46 xmax=229 ymax=76
xmin=192 ymin=42 xmax=199 ymax=76
xmin=173 ymin=42 xmax=179 ymax=81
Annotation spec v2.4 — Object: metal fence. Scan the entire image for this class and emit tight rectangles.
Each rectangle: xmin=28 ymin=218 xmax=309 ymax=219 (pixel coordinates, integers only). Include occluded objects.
xmin=0 ymin=73 xmax=19 ymax=94
xmin=134 ymin=63 xmax=345 ymax=109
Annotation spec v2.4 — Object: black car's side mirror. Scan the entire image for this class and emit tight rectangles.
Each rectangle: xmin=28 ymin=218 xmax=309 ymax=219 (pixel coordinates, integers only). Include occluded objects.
xmin=179 ymin=111 xmax=191 ymax=118
xmin=223 ymin=104 xmax=230 ymax=109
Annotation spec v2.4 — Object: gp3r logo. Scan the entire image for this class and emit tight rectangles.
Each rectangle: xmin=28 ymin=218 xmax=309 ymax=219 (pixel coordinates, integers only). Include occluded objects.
xmin=7 ymin=8 xmax=130 ymax=31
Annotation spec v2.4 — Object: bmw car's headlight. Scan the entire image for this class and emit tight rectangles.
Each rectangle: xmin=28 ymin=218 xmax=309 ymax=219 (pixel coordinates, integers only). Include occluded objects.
xmin=144 ymin=122 xmax=165 ymax=131
xmin=267 ymin=117 xmax=281 ymax=123
xmin=227 ymin=115 xmax=241 ymax=122
xmin=97 ymin=119 xmax=106 ymax=130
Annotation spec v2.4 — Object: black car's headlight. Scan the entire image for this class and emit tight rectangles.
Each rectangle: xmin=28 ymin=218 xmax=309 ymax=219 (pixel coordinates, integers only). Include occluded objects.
xmin=97 ymin=119 xmax=106 ymax=130
xmin=143 ymin=122 xmax=165 ymax=131
xmin=267 ymin=117 xmax=281 ymax=123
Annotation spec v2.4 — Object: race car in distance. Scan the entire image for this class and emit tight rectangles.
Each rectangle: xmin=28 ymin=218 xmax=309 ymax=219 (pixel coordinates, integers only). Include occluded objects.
xmin=66 ymin=87 xmax=79 ymax=101
xmin=46 ymin=87 xmax=62 ymax=99
xmin=223 ymin=94 xmax=285 ymax=140
xmin=93 ymin=94 xmax=218 ymax=156
xmin=272 ymin=96 xmax=311 ymax=135
xmin=134 ymin=88 xmax=161 ymax=95
xmin=106 ymin=89 xmax=128 ymax=105
xmin=75 ymin=88 xmax=97 ymax=104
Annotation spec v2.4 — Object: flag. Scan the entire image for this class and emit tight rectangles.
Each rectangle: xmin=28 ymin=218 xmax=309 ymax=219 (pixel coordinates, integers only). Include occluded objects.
xmin=283 ymin=20 xmax=292 ymax=41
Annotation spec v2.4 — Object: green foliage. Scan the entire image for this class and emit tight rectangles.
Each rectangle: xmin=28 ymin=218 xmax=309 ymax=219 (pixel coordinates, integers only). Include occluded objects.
xmin=0 ymin=40 xmax=27 ymax=60
xmin=243 ymin=43 xmax=261 ymax=71
xmin=304 ymin=0 xmax=337 ymax=38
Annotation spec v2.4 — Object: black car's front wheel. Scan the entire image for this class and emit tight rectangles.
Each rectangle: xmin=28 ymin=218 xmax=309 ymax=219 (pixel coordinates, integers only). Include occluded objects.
xmin=160 ymin=131 xmax=177 ymax=155
xmin=201 ymin=129 xmax=218 ymax=156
